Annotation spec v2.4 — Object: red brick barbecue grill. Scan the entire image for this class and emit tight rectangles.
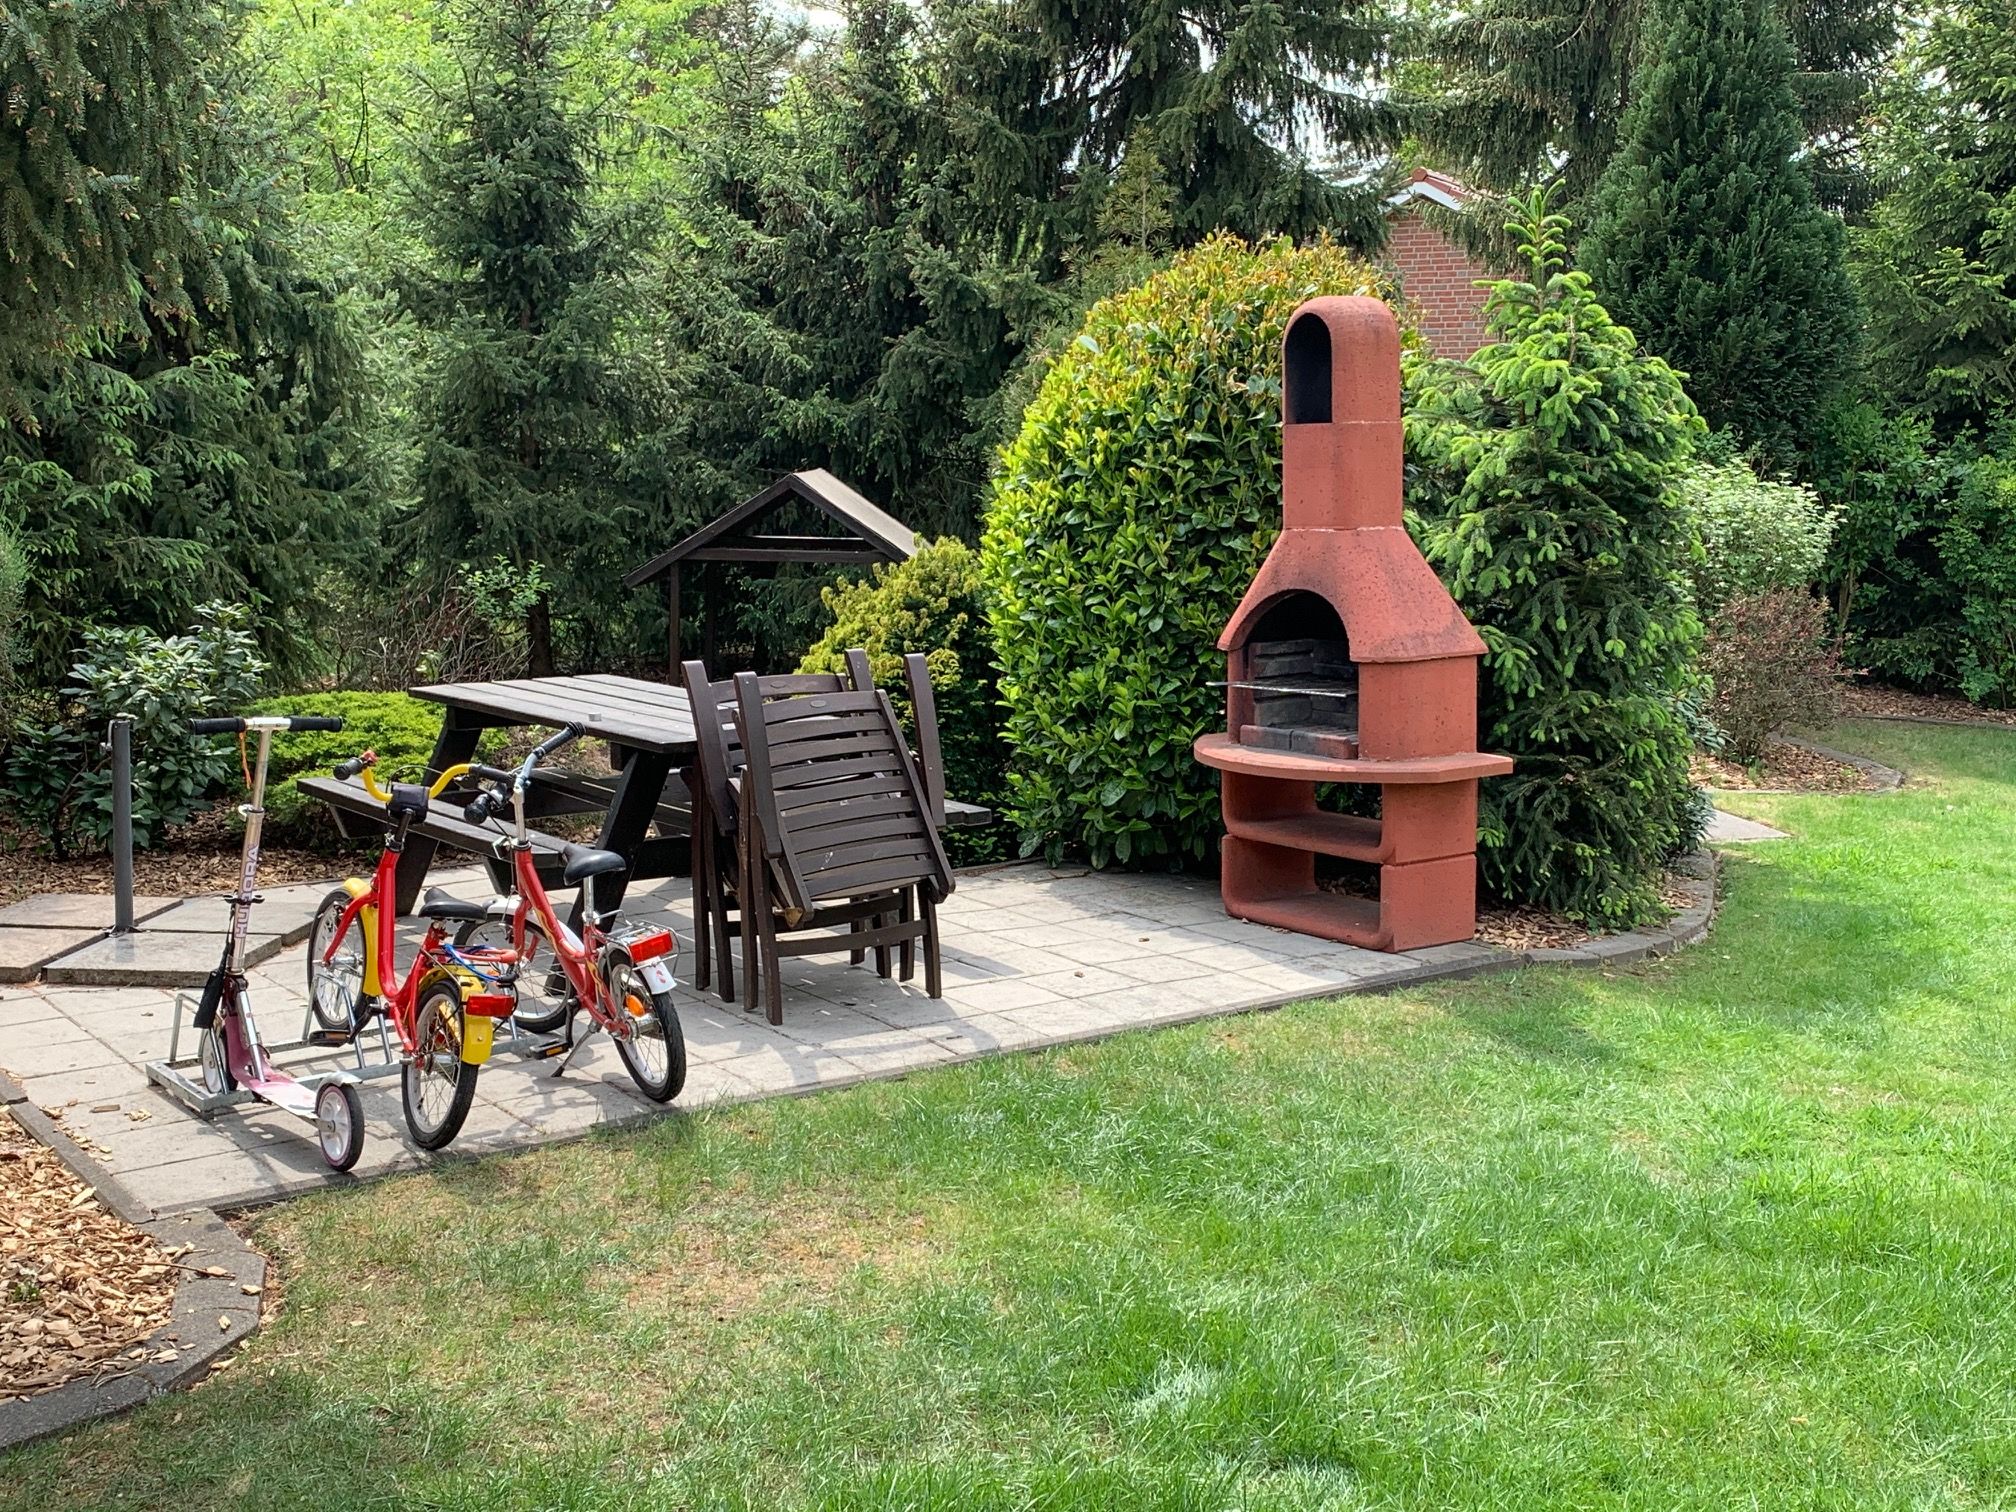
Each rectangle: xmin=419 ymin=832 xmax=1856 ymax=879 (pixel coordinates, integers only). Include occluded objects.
xmin=1193 ymin=295 xmax=1512 ymax=951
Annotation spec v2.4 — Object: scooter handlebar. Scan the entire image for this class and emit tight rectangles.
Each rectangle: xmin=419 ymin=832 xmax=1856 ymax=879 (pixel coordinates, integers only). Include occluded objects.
xmin=190 ymin=715 xmax=347 ymax=735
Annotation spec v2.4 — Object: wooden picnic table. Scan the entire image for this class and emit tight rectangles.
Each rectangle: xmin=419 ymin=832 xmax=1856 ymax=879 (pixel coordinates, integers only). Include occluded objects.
xmin=394 ymin=673 xmax=700 ymax=918
xmin=302 ymin=671 xmax=992 ymax=919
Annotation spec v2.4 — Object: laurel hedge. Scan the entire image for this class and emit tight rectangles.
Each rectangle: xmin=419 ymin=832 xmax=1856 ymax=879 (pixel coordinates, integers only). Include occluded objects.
xmin=981 ymin=235 xmax=1402 ymax=866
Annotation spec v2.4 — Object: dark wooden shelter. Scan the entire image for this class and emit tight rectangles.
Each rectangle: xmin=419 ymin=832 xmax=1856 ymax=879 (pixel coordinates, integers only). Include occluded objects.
xmin=624 ymin=469 xmax=917 ymax=676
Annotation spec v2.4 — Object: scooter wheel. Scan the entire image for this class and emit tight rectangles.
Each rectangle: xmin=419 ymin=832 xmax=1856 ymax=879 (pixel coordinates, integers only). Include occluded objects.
xmin=315 ymin=1081 xmax=365 ymax=1172
xmin=198 ymin=1025 xmax=236 ymax=1096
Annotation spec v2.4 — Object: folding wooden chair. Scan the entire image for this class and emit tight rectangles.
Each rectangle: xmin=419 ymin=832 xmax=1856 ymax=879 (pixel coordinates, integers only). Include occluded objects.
xmin=732 ymin=672 xmax=954 ymax=1023
xmin=682 ymin=661 xmax=852 ymax=1005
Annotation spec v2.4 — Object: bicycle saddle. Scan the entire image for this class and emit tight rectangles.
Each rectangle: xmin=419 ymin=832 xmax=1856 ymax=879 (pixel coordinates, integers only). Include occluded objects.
xmin=561 ymin=844 xmax=627 ymax=883
xmin=415 ymin=887 xmax=500 ymax=923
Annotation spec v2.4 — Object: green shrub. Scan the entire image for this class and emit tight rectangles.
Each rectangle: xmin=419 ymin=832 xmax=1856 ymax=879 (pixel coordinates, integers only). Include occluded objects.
xmin=0 ymin=604 xmax=265 ymax=857
xmin=798 ymin=538 xmax=1007 ymax=861
xmin=1941 ymin=436 xmax=2016 ymax=704
xmin=1818 ymin=410 xmax=2016 ymax=706
xmin=251 ymin=691 xmax=467 ymax=845
xmin=1678 ymin=458 xmax=1840 ymax=616
xmin=982 ymin=233 xmax=1401 ymax=866
xmin=1408 ymin=191 xmax=1706 ymax=926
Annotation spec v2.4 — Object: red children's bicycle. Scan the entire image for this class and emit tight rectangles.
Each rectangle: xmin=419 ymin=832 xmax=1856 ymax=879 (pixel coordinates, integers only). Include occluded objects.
xmin=303 ymin=753 xmax=522 ymax=1150
xmin=452 ymin=725 xmax=687 ymax=1103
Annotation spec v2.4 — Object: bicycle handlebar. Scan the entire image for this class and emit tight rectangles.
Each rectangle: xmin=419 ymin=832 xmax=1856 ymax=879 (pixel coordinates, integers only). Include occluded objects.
xmin=190 ymin=715 xmax=346 ymax=736
xmin=532 ymin=723 xmax=584 ymax=761
xmin=462 ymin=726 xmax=583 ymax=825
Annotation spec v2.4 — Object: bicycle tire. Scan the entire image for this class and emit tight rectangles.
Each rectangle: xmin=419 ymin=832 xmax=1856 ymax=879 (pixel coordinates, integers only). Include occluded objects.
xmin=606 ymin=954 xmax=687 ymax=1103
xmin=401 ymin=980 xmax=478 ymax=1151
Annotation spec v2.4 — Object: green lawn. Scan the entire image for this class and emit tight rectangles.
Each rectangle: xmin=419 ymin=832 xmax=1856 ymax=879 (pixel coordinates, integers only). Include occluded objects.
xmin=9 ymin=719 xmax=2016 ymax=1510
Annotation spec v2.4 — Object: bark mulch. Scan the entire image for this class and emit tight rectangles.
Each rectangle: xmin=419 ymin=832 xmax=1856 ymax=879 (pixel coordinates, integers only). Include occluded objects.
xmin=1470 ymin=871 xmax=1701 ymax=953
xmin=1322 ymin=868 xmax=1698 ymax=953
xmin=0 ymin=803 xmax=368 ymax=910
xmin=1692 ymin=740 xmax=1874 ymax=794
xmin=1839 ymin=682 xmax=2016 ymax=727
xmin=0 ymin=1115 xmax=176 ymax=1402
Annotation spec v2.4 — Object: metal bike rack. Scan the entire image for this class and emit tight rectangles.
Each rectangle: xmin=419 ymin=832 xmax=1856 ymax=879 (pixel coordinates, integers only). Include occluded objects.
xmin=146 ymin=984 xmax=575 ymax=1117
xmin=147 ymin=983 xmax=404 ymax=1117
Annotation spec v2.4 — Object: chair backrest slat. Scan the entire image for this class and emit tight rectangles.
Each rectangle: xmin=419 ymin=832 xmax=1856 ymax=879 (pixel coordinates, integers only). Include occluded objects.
xmin=902 ymin=653 xmax=948 ymax=829
xmin=682 ymin=659 xmax=848 ymax=835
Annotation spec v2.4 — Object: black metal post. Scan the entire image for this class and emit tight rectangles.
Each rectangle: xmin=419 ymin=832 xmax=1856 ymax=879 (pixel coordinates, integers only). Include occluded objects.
xmin=109 ymin=715 xmax=135 ymax=934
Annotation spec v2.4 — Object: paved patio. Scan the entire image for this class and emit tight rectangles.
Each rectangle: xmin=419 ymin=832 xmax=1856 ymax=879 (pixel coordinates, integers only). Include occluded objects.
xmin=0 ymin=862 xmax=1689 ymax=1216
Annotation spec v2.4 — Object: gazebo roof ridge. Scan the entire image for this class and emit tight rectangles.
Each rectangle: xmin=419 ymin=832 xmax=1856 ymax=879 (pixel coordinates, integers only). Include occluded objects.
xmin=623 ymin=468 xmax=918 ymax=588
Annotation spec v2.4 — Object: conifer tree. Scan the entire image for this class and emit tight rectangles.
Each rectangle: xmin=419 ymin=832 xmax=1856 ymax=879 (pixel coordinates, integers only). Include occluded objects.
xmin=0 ymin=0 xmax=217 ymax=409
xmin=659 ymin=0 xmax=1044 ymax=538
xmin=925 ymin=0 xmax=1394 ymax=244
xmin=1419 ymin=0 xmax=1896 ymax=209
xmin=1 ymin=4 xmax=376 ymax=683
xmin=1855 ymin=0 xmax=2016 ymax=435
xmin=1578 ymin=0 xmax=1858 ymax=463
xmin=1409 ymin=190 xmax=1706 ymax=925
xmin=405 ymin=0 xmax=647 ymax=675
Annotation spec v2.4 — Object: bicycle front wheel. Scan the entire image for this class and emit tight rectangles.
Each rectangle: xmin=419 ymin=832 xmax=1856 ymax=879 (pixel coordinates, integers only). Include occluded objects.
xmin=307 ymin=889 xmax=367 ymax=1034
xmin=401 ymin=980 xmax=478 ymax=1151
xmin=606 ymin=955 xmax=686 ymax=1103
xmin=455 ymin=914 xmax=571 ymax=1034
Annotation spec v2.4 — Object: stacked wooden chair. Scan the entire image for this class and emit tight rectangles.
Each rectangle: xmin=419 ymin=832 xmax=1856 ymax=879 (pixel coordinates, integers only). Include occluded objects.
xmin=681 ymin=652 xmax=954 ymax=1023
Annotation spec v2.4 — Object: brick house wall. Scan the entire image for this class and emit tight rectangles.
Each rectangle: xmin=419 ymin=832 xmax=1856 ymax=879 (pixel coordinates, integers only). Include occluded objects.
xmin=1380 ymin=174 xmax=1498 ymax=360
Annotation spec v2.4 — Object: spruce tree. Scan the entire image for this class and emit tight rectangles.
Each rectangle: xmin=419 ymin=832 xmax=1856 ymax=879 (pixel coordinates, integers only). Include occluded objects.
xmin=1 ymin=4 xmax=376 ymax=684
xmin=660 ymin=0 xmax=1044 ymax=533
xmin=1855 ymin=0 xmax=2016 ymax=435
xmin=405 ymin=0 xmax=646 ymax=675
xmin=1578 ymin=0 xmax=1858 ymax=463
xmin=1419 ymin=0 xmax=1897 ymax=209
xmin=0 ymin=0 xmax=217 ymax=410
xmin=925 ymin=0 xmax=1394 ymax=243
xmin=1409 ymin=190 xmax=1706 ymax=926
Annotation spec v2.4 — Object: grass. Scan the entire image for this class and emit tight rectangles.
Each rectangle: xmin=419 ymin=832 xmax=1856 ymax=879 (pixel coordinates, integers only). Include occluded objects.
xmin=7 ymin=718 xmax=2016 ymax=1509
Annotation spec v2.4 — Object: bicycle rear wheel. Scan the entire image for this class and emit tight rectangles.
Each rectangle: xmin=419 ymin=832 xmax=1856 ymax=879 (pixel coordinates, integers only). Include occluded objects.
xmin=606 ymin=955 xmax=686 ymax=1103
xmin=401 ymin=980 xmax=478 ymax=1151
xmin=307 ymin=889 xmax=367 ymax=1034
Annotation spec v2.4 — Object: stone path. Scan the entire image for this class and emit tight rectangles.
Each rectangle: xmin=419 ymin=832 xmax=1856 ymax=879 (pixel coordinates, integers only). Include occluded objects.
xmin=0 ymin=862 xmax=1709 ymax=1216
xmin=1704 ymin=808 xmax=1789 ymax=843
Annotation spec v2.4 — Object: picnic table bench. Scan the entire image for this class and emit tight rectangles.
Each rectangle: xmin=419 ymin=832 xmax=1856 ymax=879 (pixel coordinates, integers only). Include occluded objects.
xmin=299 ymin=672 xmax=988 ymax=918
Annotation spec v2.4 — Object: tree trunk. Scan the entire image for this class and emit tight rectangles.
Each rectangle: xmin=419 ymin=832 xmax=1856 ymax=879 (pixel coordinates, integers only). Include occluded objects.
xmin=527 ymin=593 xmax=554 ymax=678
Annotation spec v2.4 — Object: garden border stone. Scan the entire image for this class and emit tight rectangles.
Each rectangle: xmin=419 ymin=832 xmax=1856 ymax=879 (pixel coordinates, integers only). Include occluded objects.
xmin=1780 ymin=737 xmax=1905 ymax=791
xmin=0 ymin=848 xmax=1722 ymax=1449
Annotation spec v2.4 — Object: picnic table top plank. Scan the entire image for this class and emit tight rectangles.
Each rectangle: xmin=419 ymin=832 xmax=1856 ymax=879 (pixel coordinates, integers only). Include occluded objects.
xmin=408 ymin=674 xmax=698 ymax=753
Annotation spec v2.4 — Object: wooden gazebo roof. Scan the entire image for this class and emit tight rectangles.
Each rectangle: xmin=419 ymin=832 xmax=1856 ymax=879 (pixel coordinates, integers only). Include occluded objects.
xmin=625 ymin=469 xmax=916 ymax=585
xmin=626 ymin=469 xmax=918 ymax=674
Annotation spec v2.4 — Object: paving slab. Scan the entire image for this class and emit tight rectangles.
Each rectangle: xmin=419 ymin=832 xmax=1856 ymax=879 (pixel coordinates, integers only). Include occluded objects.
xmin=145 ymin=884 xmax=331 ymax=945
xmin=1705 ymin=807 xmax=1789 ymax=842
xmin=0 ymin=926 xmax=103 ymax=984
xmin=41 ymin=928 xmax=285 ymax=987
xmin=0 ymin=860 xmax=1719 ymax=1214
xmin=0 ymin=894 xmax=178 ymax=930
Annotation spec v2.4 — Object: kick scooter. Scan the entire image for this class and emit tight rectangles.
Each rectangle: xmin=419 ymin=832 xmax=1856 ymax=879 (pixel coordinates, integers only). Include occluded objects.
xmin=146 ymin=714 xmax=369 ymax=1171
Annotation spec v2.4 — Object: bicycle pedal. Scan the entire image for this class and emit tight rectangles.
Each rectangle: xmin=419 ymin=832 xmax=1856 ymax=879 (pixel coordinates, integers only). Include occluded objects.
xmin=305 ymin=1029 xmax=353 ymax=1048
xmin=528 ymin=1042 xmax=568 ymax=1060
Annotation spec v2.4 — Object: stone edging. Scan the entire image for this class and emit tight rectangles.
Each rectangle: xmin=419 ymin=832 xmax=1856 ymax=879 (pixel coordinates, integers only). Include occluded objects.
xmin=0 ymin=851 xmax=1721 ymax=1449
xmin=1780 ymin=737 xmax=1905 ymax=792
